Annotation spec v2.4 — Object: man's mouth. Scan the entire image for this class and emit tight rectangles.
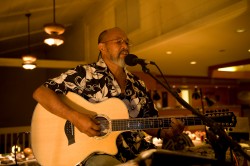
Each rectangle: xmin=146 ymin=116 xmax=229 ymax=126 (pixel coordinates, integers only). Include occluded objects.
xmin=121 ymin=51 xmax=129 ymax=56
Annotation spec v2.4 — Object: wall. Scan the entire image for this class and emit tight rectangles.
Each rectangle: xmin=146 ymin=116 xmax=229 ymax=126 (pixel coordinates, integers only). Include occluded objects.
xmin=0 ymin=68 xmax=47 ymax=127
xmin=151 ymin=82 xmax=248 ymax=109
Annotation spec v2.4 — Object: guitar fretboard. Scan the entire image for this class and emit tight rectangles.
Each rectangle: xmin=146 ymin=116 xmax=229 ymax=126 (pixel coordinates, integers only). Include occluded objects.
xmin=111 ymin=116 xmax=203 ymax=131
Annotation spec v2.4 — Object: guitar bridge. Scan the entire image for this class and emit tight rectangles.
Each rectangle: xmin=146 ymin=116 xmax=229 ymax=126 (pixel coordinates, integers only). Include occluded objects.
xmin=64 ymin=120 xmax=75 ymax=145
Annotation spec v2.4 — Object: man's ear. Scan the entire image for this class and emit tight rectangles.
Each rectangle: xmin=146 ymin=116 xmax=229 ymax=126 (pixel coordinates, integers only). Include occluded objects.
xmin=98 ymin=43 xmax=104 ymax=51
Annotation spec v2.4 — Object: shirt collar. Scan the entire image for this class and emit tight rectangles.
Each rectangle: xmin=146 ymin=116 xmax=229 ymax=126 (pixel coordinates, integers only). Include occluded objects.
xmin=96 ymin=57 xmax=130 ymax=75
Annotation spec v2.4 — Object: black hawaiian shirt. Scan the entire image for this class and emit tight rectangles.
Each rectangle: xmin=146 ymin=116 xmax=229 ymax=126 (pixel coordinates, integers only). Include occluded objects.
xmin=44 ymin=58 xmax=158 ymax=162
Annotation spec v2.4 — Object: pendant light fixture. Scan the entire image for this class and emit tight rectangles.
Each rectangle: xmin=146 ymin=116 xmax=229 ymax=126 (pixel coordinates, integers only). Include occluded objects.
xmin=44 ymin=0 xmax=65 ymax=46
xmin=22 ymin=13 xmax=37 ymax=70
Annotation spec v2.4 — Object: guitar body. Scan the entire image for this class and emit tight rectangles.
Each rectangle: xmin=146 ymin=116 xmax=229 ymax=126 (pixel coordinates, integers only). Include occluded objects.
xmin=31 ymin=92 xmax=129 ymax=166
xmin=31 ymin=92 xmax=237 ymax=166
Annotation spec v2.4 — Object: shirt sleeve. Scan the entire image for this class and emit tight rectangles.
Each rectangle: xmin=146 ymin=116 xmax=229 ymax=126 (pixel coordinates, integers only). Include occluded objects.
xmin=44 ymin=65 xmax=86 ymax=95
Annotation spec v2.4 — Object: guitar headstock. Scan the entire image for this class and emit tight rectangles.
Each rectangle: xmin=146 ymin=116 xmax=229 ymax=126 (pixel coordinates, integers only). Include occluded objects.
xmin=205 ymin=110 xmax=237 ymax=128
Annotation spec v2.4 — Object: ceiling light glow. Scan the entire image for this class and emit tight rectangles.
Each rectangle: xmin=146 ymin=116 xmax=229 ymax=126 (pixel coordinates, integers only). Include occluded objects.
xmin=22 ymin=55 xmax=37 ymax=70
xmin=236 ymin=28 xmax=245 ymax=33
xmin=44 ymin=0 xmax=65 ymax=46
xmin=218 ymin=67 xmax=236 ymax=72
xmin=166 ymin=51 xmax=172 ymax=55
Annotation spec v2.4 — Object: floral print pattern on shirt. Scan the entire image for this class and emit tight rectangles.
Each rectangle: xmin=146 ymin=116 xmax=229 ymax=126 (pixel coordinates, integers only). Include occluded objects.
xmin=44 ymin=58 xmax=158 ymax=162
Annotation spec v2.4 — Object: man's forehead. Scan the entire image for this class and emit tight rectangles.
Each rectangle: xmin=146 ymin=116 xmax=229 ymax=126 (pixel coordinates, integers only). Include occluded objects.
xmin=105 ymin=28 xmax=127 ymax=39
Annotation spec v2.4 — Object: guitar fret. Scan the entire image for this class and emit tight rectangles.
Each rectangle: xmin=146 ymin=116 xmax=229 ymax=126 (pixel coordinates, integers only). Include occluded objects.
xmin=111 ymin=113 xmax=232 ymax=131
xmin=112 ymin=118 xmax=174 ymax=131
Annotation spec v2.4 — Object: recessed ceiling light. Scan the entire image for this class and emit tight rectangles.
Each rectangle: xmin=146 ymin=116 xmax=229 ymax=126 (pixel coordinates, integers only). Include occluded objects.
xmin=166 ymin=51 xmax=172 ymax=55
xmin=236 ymin=28 xmax=245 ymax=33
xmin=190 ymin=61 xmax=196 ymax=65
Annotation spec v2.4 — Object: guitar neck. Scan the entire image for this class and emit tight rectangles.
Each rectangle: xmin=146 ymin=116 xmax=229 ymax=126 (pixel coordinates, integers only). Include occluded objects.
xmin=111 ymin=116 xmax=203 ymax=131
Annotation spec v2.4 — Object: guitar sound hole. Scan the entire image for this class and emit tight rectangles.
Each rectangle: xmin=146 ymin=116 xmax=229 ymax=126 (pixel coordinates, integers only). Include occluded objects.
xmin=95 ymin=116 xmax=110 ymax=137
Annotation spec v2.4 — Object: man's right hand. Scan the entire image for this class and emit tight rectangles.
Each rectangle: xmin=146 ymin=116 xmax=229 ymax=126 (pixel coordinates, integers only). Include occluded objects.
xmin=71 ymin=111 xmax=101 ymax=137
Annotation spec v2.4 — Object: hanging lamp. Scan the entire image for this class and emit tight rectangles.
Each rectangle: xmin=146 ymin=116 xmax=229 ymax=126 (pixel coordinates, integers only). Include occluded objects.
xmin=44 ymin=0 xmax=65 ymax=46
xmin=22 ymin=13 xmax=37 ymax=70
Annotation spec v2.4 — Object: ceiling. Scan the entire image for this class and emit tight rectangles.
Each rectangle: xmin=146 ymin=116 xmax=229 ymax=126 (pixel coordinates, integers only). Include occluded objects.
xmin=0 ymin=0 xmax=99 ymax=67
xmin=0 ymin=0 xmax=250 ymax=80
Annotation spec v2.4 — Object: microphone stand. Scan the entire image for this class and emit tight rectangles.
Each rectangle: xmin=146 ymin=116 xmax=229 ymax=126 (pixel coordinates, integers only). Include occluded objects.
xmin=139 ymin=63 xmax=250 ymax=163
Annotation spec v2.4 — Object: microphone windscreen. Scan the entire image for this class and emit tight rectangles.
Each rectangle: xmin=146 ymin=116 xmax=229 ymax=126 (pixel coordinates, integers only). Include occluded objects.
xmin=125 ymin=54 xmax=138 ymax=66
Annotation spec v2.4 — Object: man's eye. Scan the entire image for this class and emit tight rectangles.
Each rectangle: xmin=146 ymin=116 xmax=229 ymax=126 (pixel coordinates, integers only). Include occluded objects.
xmin=116 ymin=39 xmax=123 ymax=44
xmin=117 ymin=39 xmax=127 ymax=44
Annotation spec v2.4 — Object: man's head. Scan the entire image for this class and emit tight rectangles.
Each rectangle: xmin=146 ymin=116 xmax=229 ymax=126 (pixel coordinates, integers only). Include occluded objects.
xmin=98 ymin=27 xmax=130 ymax=68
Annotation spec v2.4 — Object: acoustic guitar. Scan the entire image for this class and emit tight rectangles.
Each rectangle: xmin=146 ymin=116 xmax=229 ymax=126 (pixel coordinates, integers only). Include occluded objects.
xmin=31 ymin=92 xmax=236 ymax=166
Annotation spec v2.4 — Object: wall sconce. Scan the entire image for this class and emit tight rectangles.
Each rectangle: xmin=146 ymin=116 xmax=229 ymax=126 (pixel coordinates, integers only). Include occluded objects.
xmin=204 ymin=96 xmax=215 ymax=107
xmin=44 ymin=0 xmax=65 ymax=46
xmin=192 ymin=88 xmax=201 ymax=100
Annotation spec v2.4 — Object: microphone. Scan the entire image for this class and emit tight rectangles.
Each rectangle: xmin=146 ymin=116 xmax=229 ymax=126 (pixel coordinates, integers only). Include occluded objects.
xmin=125 ymin=54 xmax=155 ymax=66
